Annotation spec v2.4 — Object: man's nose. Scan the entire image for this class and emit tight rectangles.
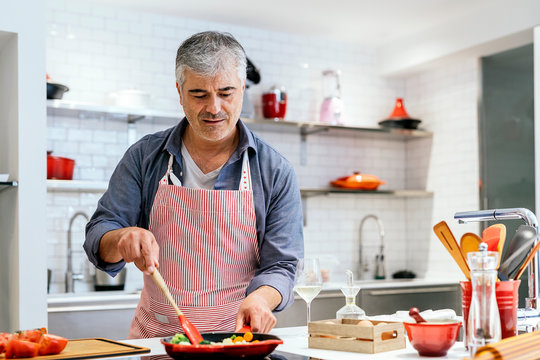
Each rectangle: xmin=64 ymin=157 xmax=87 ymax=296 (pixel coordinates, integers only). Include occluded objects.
xmin=205 ymin=94 xmax=222 ymax=115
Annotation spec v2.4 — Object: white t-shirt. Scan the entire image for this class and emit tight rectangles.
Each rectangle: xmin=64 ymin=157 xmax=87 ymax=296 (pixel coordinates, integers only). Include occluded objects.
xmin=180 ymin=142 xmax=223 ymax=190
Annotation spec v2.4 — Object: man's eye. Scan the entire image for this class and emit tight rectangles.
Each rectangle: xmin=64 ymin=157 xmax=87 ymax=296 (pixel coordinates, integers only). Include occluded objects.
xmin=220 ymin=93 xmax=232 ymax=98
xmin=193 ymin=94 xmax=206 ymax=99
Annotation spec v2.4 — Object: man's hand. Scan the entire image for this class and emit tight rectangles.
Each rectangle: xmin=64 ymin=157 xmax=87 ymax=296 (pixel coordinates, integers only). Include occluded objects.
xmin=100 ymin=227 xmax=159 ymax=274
xmin=235 ymin=286 xmax=282 ymax=333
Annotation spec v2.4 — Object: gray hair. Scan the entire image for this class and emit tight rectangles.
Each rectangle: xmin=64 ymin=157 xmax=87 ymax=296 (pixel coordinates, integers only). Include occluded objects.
xmin=175 ymin=31 xmax=247 ymax=88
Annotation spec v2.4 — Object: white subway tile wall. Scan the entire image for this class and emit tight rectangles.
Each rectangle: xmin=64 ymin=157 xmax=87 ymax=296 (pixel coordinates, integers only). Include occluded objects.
xmin=46 ymin=0 xmax=479 ymax=293
xmin=405 ymin=59 xmax=481 ymax=281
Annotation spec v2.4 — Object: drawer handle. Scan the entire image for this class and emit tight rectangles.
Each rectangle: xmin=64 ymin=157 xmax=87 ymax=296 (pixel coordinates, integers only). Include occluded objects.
xmin=366 ymin=286 xmax=457 ymax=296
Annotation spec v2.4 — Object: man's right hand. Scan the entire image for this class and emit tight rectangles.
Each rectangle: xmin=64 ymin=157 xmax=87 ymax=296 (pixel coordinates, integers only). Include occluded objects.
xmin=100 ymin=227 xmax=160 ymax=274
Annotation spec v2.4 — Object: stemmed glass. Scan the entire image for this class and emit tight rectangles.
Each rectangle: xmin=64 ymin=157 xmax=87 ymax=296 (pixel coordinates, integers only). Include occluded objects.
xmin=294 ymin=257 xmax=323 ymax=329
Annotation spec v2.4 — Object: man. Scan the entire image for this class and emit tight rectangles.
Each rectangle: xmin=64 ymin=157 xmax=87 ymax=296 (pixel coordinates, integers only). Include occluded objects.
xmin=84 ymin=31 xmax=304 ymax=338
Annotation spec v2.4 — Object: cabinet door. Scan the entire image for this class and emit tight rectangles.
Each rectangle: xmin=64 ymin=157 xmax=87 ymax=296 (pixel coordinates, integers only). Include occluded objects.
xmin=359 ymin=285 xmax=460 ymax=316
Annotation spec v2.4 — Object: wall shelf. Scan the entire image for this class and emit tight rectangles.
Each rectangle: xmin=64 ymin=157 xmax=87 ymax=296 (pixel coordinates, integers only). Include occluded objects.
xmin=0 ymin=181 xmax=18 ymax=193
xmin=46 ymin=180 xmax=433 ymax=199
xmin=300 ymin=188 xmax=433 ymax=198
xmin=46 ymin=99 xmax=181 ymax=122
xmin=46 ymin=179 xmax=108 ymax=193
xmin=46 ymin=99 xmax=432 ymax=140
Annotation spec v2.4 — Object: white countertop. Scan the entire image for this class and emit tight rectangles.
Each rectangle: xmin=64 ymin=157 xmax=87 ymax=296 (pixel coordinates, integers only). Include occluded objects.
xmin=271 ymin=326 xmax=469 ymax=359
xmin=115 ymin=326 xmax=470 ymax=360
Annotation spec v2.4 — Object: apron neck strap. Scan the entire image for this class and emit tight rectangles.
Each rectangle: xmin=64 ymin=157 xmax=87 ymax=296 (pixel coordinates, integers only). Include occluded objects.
xmin=160 ymin=151 xmax=252 ymax=190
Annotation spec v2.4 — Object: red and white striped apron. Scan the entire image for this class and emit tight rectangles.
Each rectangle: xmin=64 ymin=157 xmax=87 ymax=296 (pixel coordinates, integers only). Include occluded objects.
xmin=128 ymin=151 xmax=260 ymax=338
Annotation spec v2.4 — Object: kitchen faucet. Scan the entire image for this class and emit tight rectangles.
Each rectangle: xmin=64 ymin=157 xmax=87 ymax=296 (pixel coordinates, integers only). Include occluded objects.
xmin=454 ymin=208 xmax=539 ymax=311
xmin=66 ymin=211 xmax=89 ymax=293
xmin=358 ymin=214 xmax=385 ymax=280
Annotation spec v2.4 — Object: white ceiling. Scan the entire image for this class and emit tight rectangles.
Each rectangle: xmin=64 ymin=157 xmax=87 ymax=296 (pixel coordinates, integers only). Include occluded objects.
xmin=77 ymin=0 xmax=497 ymax=46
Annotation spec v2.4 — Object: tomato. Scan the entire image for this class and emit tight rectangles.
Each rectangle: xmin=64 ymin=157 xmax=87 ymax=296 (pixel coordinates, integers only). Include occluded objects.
xmin=38 ymin=334 xmax=68 ymax=355
xmin=5 ymin=339 xmax=40 ymax=359
xmin=14 ymin=328 xmax=46 ymax=343
xmin=0 ymin=332 xmax=11 ymax=354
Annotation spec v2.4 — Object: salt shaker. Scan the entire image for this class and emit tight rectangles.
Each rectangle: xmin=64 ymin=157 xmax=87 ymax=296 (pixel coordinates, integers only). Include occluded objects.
xmin=336 ymin=270 xmax=366 ymax=320
xmin=467 ymin=242 xmax=501 ymax=357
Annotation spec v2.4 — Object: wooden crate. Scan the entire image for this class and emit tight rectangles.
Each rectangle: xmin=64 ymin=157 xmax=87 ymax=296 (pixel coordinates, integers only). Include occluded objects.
xmin=308 ymin=318 xmax=405 ymax=354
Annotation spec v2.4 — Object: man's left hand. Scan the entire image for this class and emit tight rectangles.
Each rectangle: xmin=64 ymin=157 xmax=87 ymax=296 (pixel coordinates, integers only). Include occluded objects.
xmin=235 ymin=286 xmax=281 ymax=333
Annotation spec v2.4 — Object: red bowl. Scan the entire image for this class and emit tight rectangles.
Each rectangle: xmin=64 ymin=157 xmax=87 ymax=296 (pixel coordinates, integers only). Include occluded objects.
xmin=47 ymin=155 xmax=75 ymax=180
xmin=404 ymin=321 xmax=461 ymax=357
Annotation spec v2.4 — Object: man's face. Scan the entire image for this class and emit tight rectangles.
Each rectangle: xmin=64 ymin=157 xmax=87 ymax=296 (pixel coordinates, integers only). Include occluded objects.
xmin=177 ymin=67 xmax=245 ymax=144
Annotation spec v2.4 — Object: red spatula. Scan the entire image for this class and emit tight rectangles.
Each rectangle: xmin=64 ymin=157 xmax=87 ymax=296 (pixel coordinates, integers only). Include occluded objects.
xmin=482 ymin=224 xmax=506 ymax=267
xmin=151 ymin=269 xmax=204 ymax=345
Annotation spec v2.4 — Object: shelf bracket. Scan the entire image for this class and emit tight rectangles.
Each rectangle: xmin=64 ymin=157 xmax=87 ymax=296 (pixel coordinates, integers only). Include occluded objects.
xmin=300 ymin=190 xmax=331 ymax=226
xmin=300 ymin=126 xmax=328 ymax=165
xmin=0 ymin=181 xmax=18 ymax=193
xmin=127 ymin=115 xmax=146 ymax=146
xmin=127 ymin=115 xmax=145 ymax=124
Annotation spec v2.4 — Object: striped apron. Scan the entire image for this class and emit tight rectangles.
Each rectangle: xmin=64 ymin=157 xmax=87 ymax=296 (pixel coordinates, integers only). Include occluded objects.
xmin=128 ymin=151 xmax=260 ymax=338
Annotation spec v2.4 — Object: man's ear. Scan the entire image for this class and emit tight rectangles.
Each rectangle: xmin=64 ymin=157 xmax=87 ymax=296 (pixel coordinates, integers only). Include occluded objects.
xmin=176 ymin=82 xmax=183 ymax=105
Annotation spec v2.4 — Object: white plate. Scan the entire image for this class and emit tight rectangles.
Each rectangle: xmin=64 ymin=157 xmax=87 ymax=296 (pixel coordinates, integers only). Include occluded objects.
xmin=0 ymin=174 xmax=9 ymax=182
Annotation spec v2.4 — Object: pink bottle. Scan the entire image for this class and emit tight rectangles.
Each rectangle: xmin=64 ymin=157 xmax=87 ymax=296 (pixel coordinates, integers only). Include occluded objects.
xmin=319 ymin=70 xmax=343 ymax=125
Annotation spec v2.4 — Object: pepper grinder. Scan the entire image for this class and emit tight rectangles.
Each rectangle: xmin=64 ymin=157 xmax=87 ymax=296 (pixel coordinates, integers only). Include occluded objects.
xmin=336 ymin=270 xmax=366 ymax=320
xmin=467 ymin=242 xmax=501 ymax=357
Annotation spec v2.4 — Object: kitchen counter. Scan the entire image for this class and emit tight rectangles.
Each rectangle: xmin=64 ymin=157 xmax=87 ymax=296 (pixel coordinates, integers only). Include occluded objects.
xmin=47 ymin=280 xmax=462 ymax=338
xmin=46 ymin=278 xmax=459 ymax=307
xmin=105 ymin=326 xmax=470 ymax=360
xmin=321 ymin=278 xmax=459 ymax=291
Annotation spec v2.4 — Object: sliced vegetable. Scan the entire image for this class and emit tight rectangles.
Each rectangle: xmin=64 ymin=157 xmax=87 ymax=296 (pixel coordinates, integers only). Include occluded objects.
xmin=38 ymin=334 xmax=68 ymax=355
xmin=243 ymin=331 xmax=253 ymax=342
xmin=5 ymin=339 xmax=40 ymax=359
xmin=233 ymin=336 xmax=245 ymax=343
xmin=14 ymin=328 xmax=46 ymax=343
xmin=0 ymin=332 xmax=11 ymax=354
xmin=0 ymin=328 xmax=67 ymax=358
xmin=169 ymin=331 xmax=259 ymax=346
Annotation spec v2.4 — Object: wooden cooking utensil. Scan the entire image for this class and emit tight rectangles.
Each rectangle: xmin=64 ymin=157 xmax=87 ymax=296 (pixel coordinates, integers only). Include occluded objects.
xmin=433 ymin=221 xmax=470 ymax=280
xmin=151 ymin=269 xmax=204 ymax=345
xmin=513 ymin=237 xmax=540 ymax=280
xmin=460 ymin=232 xmax=482 ymax=257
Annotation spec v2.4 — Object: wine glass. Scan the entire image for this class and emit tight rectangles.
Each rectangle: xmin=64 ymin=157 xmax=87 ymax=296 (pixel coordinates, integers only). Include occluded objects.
xmin=294 ymin=257 xmax=323 ymax=329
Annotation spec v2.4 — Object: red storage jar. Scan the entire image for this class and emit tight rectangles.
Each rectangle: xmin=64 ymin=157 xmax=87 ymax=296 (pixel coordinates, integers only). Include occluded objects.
xmin=47 ymin=154 xmax=75 ymax=180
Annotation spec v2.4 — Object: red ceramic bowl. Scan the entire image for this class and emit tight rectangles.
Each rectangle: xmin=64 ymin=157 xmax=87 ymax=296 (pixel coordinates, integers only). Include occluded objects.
xmin=404 ymin=321 xmax=461 ymax=357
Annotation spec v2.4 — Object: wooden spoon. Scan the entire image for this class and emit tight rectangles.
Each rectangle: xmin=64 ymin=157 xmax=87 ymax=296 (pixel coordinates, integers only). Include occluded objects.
xmin=433 ymin=221 xmax=470 ymax=279
xmin=151 ymin=269 xmax=204 ymax=345
xmin=460 ymin=232 xmax=482 ymax=258
xmin=409 ymin=307 xmax=427 ymax=323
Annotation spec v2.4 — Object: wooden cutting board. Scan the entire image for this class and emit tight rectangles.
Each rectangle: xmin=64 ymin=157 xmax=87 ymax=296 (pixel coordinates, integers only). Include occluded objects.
xmin=1 ymin=338 xmax=150 ymax=360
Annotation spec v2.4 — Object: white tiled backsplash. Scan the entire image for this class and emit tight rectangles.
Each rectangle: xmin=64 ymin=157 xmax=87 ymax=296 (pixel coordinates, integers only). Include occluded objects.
xmin=46 ymin=0 xmax=480 ymax=294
